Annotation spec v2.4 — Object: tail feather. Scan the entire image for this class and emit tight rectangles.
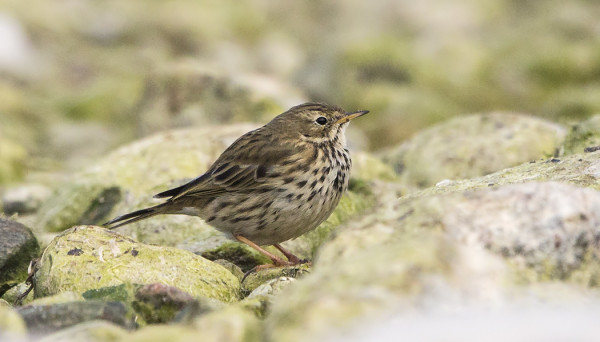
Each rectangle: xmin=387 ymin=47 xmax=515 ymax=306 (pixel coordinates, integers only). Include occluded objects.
xmin=104 ymin=205 xmax=163 ymax=229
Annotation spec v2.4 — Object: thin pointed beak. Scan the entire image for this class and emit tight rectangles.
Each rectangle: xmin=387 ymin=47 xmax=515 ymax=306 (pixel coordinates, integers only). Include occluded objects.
xmin=334 ymin=110 xmax=369 ymax=125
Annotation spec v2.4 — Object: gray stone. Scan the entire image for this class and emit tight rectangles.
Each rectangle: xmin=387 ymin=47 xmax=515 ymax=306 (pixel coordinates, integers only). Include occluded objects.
xmin=1 ymin=183 xmax=51 ymax=215
xmin=36 ymin=320 xmax=128 ymax=342
xmin=0 ymin=218 xmax=38 ymax=296
xmin=17 ymin=301 xmax=135 ymax=334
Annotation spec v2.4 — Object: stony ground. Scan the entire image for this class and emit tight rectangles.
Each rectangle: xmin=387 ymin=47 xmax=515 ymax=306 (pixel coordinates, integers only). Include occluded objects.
xmin=2 ymin=112 xmax=600 ymax=341
xmin=2 ymin=1 xmax=600 ymax=341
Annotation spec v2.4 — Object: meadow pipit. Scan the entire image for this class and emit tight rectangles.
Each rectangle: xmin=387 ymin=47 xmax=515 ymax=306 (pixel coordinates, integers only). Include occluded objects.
xmin=105 ymin=103 xmax=368 ymax=268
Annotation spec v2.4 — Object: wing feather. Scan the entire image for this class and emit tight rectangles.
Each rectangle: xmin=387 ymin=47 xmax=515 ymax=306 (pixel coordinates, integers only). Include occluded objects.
xmin=156 ymin=127 xmax=303 ymax=201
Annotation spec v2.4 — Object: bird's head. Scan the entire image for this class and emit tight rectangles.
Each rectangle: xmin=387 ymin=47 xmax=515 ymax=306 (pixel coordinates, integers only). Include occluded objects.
xmin=267 ymin=103 xmax=369 ymax=145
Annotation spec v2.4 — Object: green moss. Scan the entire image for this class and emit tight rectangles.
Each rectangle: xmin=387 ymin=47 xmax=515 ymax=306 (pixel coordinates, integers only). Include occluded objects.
xmin=563 ymin=115 xmax=600 ymax=155
xmin=242 ymin=264 xmax=310 ymax=294
xmin=0 ymin=304 xmax=27 ymax=337
xmin=34 ymin=226 xmax=241 ymax=303
xmin=82 ymin=283 xmax=140 ymax=303
xmin=201 ymin=242 xmax=271 ymax=273
xmin=0 ymin=138 xmax=27 ymax=184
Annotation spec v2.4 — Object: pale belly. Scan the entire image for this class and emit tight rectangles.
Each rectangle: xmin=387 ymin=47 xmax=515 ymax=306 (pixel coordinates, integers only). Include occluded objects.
xmin=197 ymin=161 xmax=349 ymax=245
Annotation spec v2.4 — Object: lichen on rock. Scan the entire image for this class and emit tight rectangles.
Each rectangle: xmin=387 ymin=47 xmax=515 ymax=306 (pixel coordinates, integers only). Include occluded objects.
xmin=34 ymin=226 xmax=241 ymax=303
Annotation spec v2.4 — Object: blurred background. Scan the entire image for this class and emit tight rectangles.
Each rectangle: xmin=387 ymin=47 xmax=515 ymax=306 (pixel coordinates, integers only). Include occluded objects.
xmin=0 ymin=0 xmax=599 ymax=184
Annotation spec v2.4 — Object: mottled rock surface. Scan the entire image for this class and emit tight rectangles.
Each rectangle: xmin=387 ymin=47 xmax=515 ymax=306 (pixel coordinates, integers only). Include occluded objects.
xmin=382 ymin=113 xmax=566 ymax=188
xmin=36 ymin=321 xmax=128 ymax=342
xmin=563 ymin=114 xmax=600 ymax=155
xmin=0 ymin=301 xmax=27 ymax=339
xmin=0 ymin=218 xmax=39 ymax=296
xmin=17 ymin=301 xmax=135 ymax=334
xmin=34 ymin=226 xmax=240 ymax=302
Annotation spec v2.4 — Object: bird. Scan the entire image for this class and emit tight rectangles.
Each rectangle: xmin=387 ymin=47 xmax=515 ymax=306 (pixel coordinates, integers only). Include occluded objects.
xmin=105 ymin=103 xmax=368 ymax=269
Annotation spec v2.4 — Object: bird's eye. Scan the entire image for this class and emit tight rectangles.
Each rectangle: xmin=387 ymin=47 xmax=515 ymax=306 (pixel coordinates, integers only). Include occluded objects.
xmin=315 ymin=117 xmax=327 ymax=125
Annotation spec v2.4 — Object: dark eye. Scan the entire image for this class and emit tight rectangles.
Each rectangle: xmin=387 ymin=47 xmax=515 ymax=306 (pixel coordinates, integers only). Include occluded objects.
xmin=315 ymin=117 xmax=327 ymax=125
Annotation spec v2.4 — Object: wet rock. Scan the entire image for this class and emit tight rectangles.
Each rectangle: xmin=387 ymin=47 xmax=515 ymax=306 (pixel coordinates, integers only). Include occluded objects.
xmin=17 ymin=300 xmax=135 ymax=334
xmin=0 ymin=301 xmax=27 ymax=339
xmin=34 ymin=226 xmax=241 ymax=303
xmin=36 ymin=320 xmax=128 ymax=342
xmin=1 ymin=183 xmax=52 ymax=216
xmin=382 ymin=113 xmax=566 ymax=188
xmin=0 ymin=218 xmax=39 ymax=296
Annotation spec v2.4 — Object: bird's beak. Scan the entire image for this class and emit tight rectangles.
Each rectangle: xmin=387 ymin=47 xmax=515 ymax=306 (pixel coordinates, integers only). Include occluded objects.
xmin=335 ymin=110 xmax=369 ymax=125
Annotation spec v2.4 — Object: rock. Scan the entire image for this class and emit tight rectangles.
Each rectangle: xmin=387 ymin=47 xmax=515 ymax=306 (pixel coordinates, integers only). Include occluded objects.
xmin=190 ymin=305 xmax=262 ymax=342
xmin=125 ymin=305 xmax=261 ymax=342
xmin=381 ymin=113 xmax=566 ymax=188
xmin=201 ymin=242 xmax=271 ymax=273
xmin=242 ymin=264 xmax=311 ymax=294
xmin=34 ymin=125 xmax=256 ymax=246
xmin=28 ymin=292 xmax=84 ymax=306
xmin=350 ymin=152 xmax=398 ymax=182
xmin=1 ymin=282 xmax=33 ymax=306
xmin=563 ymin=114 xmax=600 ymax=155
xmin=266 ymin=231 xmax=509 ymax=342
xmin=132 ymin=283 xmax=197 ymax=324
xmin=320 ymin=182 xmax=600 ymax=285
xmin=1 ymin=183 xmax=52 ymax=216
xmin=17 ymin=301 xmax=135 ymax=334
xmin=211 ymin=259 xmax=245 ymax=281
xmin=0 ymin=301 xmax=27 ymax=339
xmin=410 ymin=149 xmax=600 ymax=198
xmin=0 ymin=136 xmax=27 ymax=184
xmin=34 ymin=226 xmax=241 ymax=303
xmin=0 ymin=218 xmax=39 ymax=296
xmin=36 ymin=320 xmax=128 ymax=342
xmin=246 ymin=276 xmax=297 ymax=299
xmin=326 ymin=301 xmax=600 ymax=342
xmin=240 ymin=276 xmax=298 ymax=318
xmin=81 ymin=282 xmax=224 ymax=324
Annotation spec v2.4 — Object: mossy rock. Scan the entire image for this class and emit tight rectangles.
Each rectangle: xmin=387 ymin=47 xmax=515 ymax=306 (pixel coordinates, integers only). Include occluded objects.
xmin=0 ymin=303 xmax=27 ymax=338
xmin=34 ymin=125 xmax=256 ymax=242
xmin=34 ymin=226 xmax=240 ymax=302
xmin=0 ymin=137 xmax=27 ymax=184
xmin=381 ymin=112 xmax=566 ymax=189
xmin=320 ymin=181 xmax=600 ymax=286
xmin=267 ymin=231 xmax=507 ymax=342
xmin=562 ymin=115 xmax=600 ymax=156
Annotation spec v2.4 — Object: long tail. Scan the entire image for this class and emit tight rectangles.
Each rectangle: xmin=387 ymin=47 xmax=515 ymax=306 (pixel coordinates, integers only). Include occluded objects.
xmin=104 ymin=203 xmax=167 ymax=229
